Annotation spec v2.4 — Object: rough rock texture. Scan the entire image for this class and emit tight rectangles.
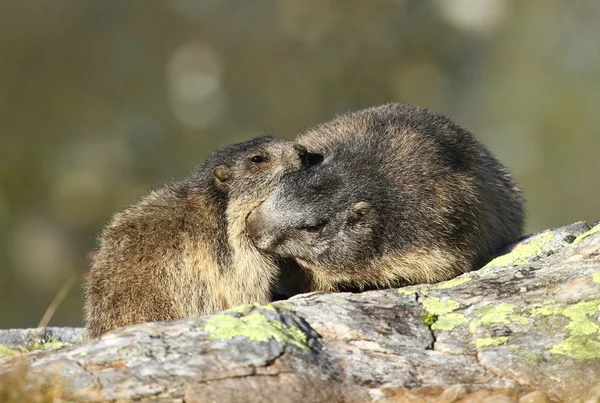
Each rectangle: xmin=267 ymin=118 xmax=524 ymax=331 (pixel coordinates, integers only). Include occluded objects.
xmin=1 ymin=221 xmax=600 ymax=402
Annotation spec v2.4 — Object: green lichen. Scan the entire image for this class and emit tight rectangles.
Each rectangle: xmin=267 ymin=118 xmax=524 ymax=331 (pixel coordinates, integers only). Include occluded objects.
xmin=571 ymin=224 xmax=600 ymax=246
xmin=433 ymin=276 xmax=471 ymax=289
xmin=482 ymin=232 xmax=553 ymax=269
xmin=532 ymin=299 xmax=600 ymax=336
xmin=514 ymin=347 xmax=545 ymax=365
xmin=272 ymin=301 xmax=293 ymax=309
xmin=469 ymin=303 xmax=529 ymax=332
xmin=29 ymin=341 xmax=70 ymax=351
xmin=0 ymin=344 xmax=18 ymax=357
xmin=227 ymin=303 xmax=276 ymax=313
xmin=531 ymin=305 xmax=563 ymax=316
xmin=531 ymin=299 xmax=600 ymax=360
xmin=422 ymin=297 xmax=461 ymax=315
xmin=204 ymin=312 xmax=309 ymax=349
xmin=328 ymin=297 xmax=349 ymax=305
xmin=423 ymin=312 xmax=437 ymax=327
xmin=431 ymin=313 xmax=467 ymax=331
xmin=475 ymin=336 xmax=508 ymax=348
xmin=593 ymin=272 xmax=600 ymax=285
xmin=562 ymin=299 xmax=600 ymax=336
xmin=550 ymin=336 xmax=600 ymax=360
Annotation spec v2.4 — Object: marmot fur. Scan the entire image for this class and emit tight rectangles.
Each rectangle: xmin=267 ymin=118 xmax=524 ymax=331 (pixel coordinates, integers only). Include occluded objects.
xmin=84 ymin=136 xmax=308 ymax=338
xmin=246 ymin=103 xmax=525 ymax=292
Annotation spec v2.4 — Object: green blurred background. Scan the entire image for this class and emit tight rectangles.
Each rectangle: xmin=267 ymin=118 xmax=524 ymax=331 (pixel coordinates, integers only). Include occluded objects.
xmin=0 ymin=0 xmax=599 ymax=328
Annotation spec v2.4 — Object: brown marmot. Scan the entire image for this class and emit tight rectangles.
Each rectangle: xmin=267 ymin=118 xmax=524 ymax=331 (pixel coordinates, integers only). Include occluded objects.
xmin=246 ymin=103 xmax=525 ymax=293
xmin=84 ymin=136 xmax=309 ymax=338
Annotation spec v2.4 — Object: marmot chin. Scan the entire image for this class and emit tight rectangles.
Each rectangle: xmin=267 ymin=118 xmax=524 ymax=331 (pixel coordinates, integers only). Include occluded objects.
xmin=246 ymin=103 xmax=525 ymax=293
xmin=84 ymin=136 xmax=308 ymax=338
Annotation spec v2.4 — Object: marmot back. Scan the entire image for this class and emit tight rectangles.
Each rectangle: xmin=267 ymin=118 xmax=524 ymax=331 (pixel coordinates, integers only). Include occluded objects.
xmin=246 ymin=103 xmax=525 ymax=292
xmin=84 ymin=136 xmax=308 ymax=338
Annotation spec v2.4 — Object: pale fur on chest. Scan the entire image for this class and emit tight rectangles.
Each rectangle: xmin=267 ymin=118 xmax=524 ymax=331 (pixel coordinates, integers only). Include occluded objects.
xmin=223 ymin=197 xmax=281 ymax=307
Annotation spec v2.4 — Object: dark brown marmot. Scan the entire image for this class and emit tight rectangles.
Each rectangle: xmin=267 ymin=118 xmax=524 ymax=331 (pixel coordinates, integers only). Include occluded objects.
xmin=246 ymin=103 xmax=525 ymax=293
xmin=84 ymin=136 xmax=308 ymax=338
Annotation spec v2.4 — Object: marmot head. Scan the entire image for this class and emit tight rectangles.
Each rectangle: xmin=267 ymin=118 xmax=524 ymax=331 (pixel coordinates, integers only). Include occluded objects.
xmin=191 ymin=136 xmax=311 ymax=202
xmin=246 ymin=165 xmax=379 ymax=273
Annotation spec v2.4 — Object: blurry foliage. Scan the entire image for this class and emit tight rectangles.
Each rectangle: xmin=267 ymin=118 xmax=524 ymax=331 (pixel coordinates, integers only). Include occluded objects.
xmin=0 ymin=0 xmax=598 ymax=328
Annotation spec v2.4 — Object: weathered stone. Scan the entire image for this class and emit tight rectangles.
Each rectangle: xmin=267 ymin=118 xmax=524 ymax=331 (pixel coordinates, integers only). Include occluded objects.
xmin=1 ymin=221 xmax=599 ymax=402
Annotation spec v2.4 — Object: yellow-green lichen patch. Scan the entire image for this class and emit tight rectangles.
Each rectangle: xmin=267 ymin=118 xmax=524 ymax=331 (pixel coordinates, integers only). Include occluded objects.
xmin=562 ymin=299 xmax=600 ymax=336
xmin=514 ymin=347 xmax=545 ymax=365
xmin=532 ymin=299 xmax=600 ymax=336
xmin=550 ymin=336 xmax=600 ymax=360
xmin=271 ymin=301 xmax=293 ymax=309
xmin=431 ymin=313 xmax=468 ymax=331
xmin=0 ymin=344 xmax=18 ymax=357
xmin=328 ymin=297 xmax=349 ymax=305
xmin=398 ymin=285 xmax=429 ymax=296
xmin=422 ymin=297 xmax=461 ymax=315
xmin=469 ymin=303 xmax=529 ymax=332
xmin=593 ymin=272 xmax=600 ymax=285
xmin=571 ymin=224 xmax=600 ymax=247
xmin=433 ymin=276 xmax=471 ymax=290
xmin=482 ymin=232 xmax=553 ymax=269
xmin=29 ymin=341 xmax=70 ymax=351
xmin=475 ymin=336 xmax=509 ymax=349
xmin=204 ymin=312 xmax=309 ymax=349
xmin=531 ymin=299 xmax=600 ymax=360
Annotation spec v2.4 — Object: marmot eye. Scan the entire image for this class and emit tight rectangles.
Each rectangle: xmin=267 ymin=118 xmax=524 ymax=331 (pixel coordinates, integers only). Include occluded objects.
xmin=300 ymin=221 xmax=327 ymax=232
xmin=250 ymin=155 xmax=265 ymax=163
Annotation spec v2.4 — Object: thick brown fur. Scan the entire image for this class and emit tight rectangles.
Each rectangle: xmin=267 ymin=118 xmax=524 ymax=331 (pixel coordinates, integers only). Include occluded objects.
xmin=247 ymin=103 xmax=525 ymax=293
xmin=84 ymin=137 xmax=308 ymax=338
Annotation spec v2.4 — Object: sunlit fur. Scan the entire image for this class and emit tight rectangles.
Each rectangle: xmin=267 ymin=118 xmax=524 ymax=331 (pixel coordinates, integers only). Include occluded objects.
xmin=246 ymin=103 xmax=525 ymax=293
xmin=84 ymin=137 xmax=308 ymax=338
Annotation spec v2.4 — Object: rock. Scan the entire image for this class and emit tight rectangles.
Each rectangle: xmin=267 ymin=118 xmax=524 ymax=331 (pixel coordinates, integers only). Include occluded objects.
xmin=1 ymin=221 xmax=600 ymax=402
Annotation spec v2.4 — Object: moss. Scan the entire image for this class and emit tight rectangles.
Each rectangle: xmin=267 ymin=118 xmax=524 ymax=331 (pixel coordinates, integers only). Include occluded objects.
xmin=422 ymin=297 xmax=461 ymax=315
xmin=423 ymin=312 xmax=437 ymax=326
xmin=431 ymin=313 xmax=467 ymax=331
xmin=475 ymin=336 xmax=508 ymax=348
xmin=469 ymin=303 xmax=529 ymax=332
xmin=0 ymin=344 xmax=18 ymax=357
xmin=571 ymin=224 xmax=600 ymax=246
xmin=593 ymin=272 xmax=600 ymax=285
xmin=433 ymin=276 xmax=471 ymax=289
xmin=204 ymin=312 xmax=309 ymax=349
xmin=482 ymin=232 xmax=553 ymax=269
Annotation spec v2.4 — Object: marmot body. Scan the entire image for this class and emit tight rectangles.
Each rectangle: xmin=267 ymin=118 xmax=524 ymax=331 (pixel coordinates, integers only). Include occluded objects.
xmin=84 ymin=136 xmax=309 ymax=338
xmin=246 ymin=103 xmax=525 ymax=292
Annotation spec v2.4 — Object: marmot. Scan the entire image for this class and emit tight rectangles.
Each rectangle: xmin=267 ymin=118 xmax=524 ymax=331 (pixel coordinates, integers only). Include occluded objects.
xmin=246 ymin=103 xmax=525 ymax=293
xmin=84 ymin=136 xmax=309 ymax=338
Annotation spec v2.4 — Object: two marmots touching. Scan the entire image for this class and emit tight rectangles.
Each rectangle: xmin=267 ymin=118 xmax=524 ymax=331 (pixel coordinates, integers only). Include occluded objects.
xmin=84 ymin=103 xmax=524 ymax=338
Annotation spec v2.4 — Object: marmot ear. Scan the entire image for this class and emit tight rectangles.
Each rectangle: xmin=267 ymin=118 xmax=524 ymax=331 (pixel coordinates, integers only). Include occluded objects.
xmin=213 ymin=165 xmax=232 ymax=190
xmin=347 ymin=201 xmax=372 ymax=226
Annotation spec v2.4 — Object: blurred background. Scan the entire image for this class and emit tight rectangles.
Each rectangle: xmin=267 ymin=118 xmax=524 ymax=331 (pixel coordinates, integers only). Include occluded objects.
xmin=0 ymin=0 xmax=599 ymax=328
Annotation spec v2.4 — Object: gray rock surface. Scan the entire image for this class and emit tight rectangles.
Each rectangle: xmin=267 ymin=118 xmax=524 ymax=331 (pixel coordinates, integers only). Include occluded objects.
xmin=1 ymin=221 xmax=600 ymax=402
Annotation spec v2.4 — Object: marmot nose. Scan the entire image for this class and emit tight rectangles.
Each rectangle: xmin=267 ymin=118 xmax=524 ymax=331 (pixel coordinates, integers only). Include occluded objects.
xmin=292 ymin=144 xmax=308 ymax=158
